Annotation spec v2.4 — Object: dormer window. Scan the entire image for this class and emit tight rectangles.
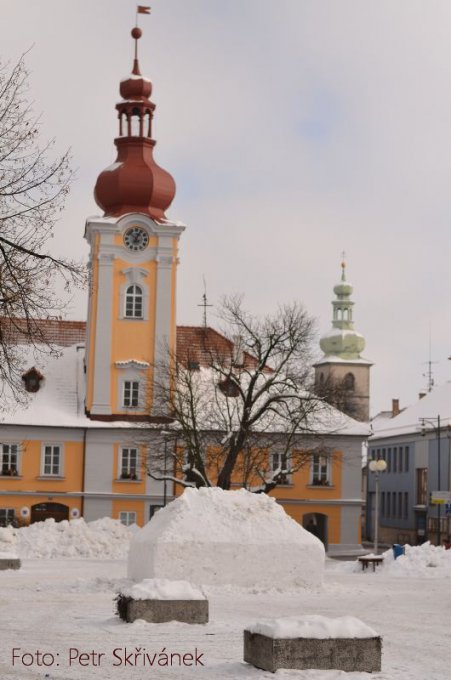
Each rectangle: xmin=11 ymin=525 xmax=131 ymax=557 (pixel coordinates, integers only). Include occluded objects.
xmin=22 ymin=367 xmax=44 ymax=393
xmin=218 ymin=377 xmax=240 ymax=398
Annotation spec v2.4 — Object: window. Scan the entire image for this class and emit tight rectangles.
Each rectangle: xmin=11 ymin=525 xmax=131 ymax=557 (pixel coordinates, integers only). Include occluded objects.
xmin=120 ymin=447 xmax=139 ymax=480
xmin=393 ymin=447 xmax=397 ymax=473
xmin=398 ymin=446 xmax=403 ymax=473
xmin=1 ymin=444 xmax=19 ymax=476
xmin=387 ymin=492 xmax=391 ymax=517
xmin=416 ymin=468 xmax=428 ymax=505
xmin=381 ymin=492 xmax=385 ymax=517
xmin=272 ymin=453 xmax=290 ymax=485
xmin=0 ymin=508 xmax=16 ymax=527
xmin=311 ymin=454 xmax=330 ymax=486
xmin=125 ymin=285 xmax=143 ymax=318
xmin=405 ymin=446 xmax=409 ymax=472
xmin=343 ymin=373 xmax=355 ymax=391
xmin=218 ymin=377 xmax=240 ymax=398
xmin=42 ymin=445 xmax=62 ymax=476
xmin=22 ymin=367 xmax=44 ymax=393
xmin=403 ymin=492 xmax=408 ymax=519
xmin=123 ymin=381 xmax=139 ymax=408
xmin=387 ymin=449 xmax=391 ymax=472
xmin=397 ymin=492 xmax=402 ymax=518
xmin=119 ymin=511 xmax=137 ymax=526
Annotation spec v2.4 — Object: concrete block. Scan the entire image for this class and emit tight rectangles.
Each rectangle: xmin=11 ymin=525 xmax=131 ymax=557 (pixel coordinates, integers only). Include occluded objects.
xmin=0 ymin=558 xmax=21 ymax=570
xmin=116 ymin=596 xmax=208 ymax=624
xmin=244 ymin=630 xmax=382 ymax=673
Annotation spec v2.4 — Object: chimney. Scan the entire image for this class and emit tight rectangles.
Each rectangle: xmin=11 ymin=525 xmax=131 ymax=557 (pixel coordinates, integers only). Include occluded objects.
xmin=419 ymin=392 xmax=426 ymax=400
xmin=391 ymin=399 xmax=400 ymax=417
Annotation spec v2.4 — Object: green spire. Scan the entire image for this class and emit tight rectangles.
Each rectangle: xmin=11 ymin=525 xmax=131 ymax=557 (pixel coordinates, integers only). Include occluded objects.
xmin=319 ymin=259 xmax=366 ymax=359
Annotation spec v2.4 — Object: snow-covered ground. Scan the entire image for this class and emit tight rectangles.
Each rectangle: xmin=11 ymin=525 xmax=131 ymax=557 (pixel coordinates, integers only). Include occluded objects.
xmin=0 ymin=553 xmax=449 ymax=680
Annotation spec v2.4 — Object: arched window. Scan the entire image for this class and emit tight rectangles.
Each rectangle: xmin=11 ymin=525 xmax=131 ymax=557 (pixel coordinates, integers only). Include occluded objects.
xmin=125 ymin=285 xmax=143 ymax=318
xmin=344 ymin=372 xmax=355 ymax=391
xmin=131 ymin=107 xmax=142 ymax=136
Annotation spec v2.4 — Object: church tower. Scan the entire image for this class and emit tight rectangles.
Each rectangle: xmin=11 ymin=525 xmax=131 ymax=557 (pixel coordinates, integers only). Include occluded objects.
xmin=84 ymin=26 xmax=184 ymax=420
xmin=314 ymin=261 xmax=372 ymax=422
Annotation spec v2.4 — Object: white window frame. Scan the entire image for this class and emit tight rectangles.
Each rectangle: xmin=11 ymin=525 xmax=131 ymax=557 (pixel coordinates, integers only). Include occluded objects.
xmin=0 ymin=508 xmax=16 ymax=525
xmin=119 ymin=267 xmax=149 ymax=321
xmin=1 ymin=443 xmax=20 ymax=476
xmin=119 ymin=511 xmax=137 ymax=526
xmin=41 ymin=444 xmax=64 ymax=477
xmin=310 ymin=453 xmax=331 ymax=486
xmin=271 ymin=452 xmax=291 ymax=485
xmin=122 ymin=380 xmax=140 ymax=408
xmin=119 ymin=447 xmax=140 ymax=480
xmin=124 ymin=284 xmax=144 ymax=319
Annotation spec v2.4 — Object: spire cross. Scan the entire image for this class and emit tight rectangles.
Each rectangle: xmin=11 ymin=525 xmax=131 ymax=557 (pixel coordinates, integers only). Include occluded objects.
xmin=198 ymin=279 xmax=213 ymax=328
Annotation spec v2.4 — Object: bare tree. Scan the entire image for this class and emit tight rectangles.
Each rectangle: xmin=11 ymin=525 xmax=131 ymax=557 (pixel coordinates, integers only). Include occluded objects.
xmin=0 ymin=53 xmax=84 ymax=406
xmin=314 ymin=373 xmax=360 ymax=421
xmin=145 ymin=296 xmax=338 ymax=493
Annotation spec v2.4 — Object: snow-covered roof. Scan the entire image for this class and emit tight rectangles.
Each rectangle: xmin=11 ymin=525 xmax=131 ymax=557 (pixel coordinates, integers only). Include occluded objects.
xmin=314 ymin=354 xmax=373 ymax=366
xmin=371 ymin=382 xmax=451 ymax=439
xmin=0 ymin=344 xmax=137 ymax=430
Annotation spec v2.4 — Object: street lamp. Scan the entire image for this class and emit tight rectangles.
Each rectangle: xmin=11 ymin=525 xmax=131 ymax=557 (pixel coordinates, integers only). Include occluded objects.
xmin=420 ymin=416 xmax=441 ymax=546
xmin=369 ymin=458 xmax=387 ymax=554
xmin=160 ymin=430 xmax=172 ymax=507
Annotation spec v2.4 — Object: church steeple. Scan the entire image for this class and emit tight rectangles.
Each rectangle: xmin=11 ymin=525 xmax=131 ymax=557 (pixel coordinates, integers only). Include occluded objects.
xmin=84 ymin=23 xmax=185 ymax=421
xmin=319 ymin=259 xmax=366 ymax=360
xmin=314 ymin=258 xmax=372 ymax=422
xmin=94 ymin=27 xmax=176 ymax=220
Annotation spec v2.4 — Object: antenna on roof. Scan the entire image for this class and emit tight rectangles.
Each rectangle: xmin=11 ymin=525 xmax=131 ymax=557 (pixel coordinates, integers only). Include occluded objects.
xmin=422 ymin=324 xmax=437 ymax=392
xmin=197 ymin=276 xmax=213 ymax=328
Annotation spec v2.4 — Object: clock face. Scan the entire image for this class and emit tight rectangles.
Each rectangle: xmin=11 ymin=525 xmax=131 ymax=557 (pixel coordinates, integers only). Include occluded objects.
xmin=123 ymin=226 xmax=149 ymax=252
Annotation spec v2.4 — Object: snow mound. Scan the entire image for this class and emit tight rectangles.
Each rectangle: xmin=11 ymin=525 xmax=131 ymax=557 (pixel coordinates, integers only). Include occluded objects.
xmin=14 ymin=517 xmax=133 ymax=559
xmin=381 ymin=542 xmax=451 ymax=578
xmin=0 ymin=525 xmax=18 ymax=557
xmin=120 ymin=578 xmax=206 ymax=600
xmin=247 ymin=615 xmax=378 ymax=639
xmin=128 ymin=487 xmax=325 ymax=589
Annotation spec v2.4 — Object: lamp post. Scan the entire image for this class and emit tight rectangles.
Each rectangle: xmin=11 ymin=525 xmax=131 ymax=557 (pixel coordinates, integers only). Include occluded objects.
xmin=369 ymin=458 xmax=387 ymax=554
xmin=420 ymin=416 xmax=441 ymax=546
xmin=160 ymin=430 xmax=172 ymax=507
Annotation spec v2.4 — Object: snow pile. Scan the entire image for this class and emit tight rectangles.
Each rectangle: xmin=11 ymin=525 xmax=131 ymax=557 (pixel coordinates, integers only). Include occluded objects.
xmin=247 ymin=615 xmax=378 ymax=639
xmin=381 ymin=542 xmax=451 ymax=578
xmin=120 ymin=578 xmax=206 ymax=600
xmin=0 ymin=525 xmax=18 ymax=558
xmin=128 ymin=487 xmax=325 ymax=589
xmin=13 ymin=518 xmax=133 ymax=559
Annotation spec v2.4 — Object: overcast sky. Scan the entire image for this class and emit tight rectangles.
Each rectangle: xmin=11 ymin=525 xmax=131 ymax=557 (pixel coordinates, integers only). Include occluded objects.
xmin=2 ymin=0 xmax=451 ymax=416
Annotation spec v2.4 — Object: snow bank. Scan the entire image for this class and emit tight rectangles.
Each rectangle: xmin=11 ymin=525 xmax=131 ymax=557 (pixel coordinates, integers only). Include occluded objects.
xmin=4 ymin=518 xmax=133 ymax=559
xmin=247 ymin=615 xmax=378 ymax=639
xmin=128 ymin=487 xmax=325 ymax=589
xmin=120 ymin=578 xmax=206 ymax=600
xmin=381 ymin=542 xmax=451 ymax=578
xmin=0 ymin=526 xmax=18 ymax=557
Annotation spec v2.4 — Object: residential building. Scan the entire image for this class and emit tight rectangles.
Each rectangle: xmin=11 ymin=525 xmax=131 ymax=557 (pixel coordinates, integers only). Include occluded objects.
xmin=368 ymin=387 xmax=451 ymax=545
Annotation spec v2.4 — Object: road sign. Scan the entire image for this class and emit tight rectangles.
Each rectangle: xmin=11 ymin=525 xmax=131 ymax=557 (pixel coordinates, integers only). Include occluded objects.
xmin=431 ymin=491 xmax=451 ymax=505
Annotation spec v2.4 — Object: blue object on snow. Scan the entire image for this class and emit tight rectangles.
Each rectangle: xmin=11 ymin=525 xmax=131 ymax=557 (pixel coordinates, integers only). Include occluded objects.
xmin=392 ymin=543 xmax=405 ymax=559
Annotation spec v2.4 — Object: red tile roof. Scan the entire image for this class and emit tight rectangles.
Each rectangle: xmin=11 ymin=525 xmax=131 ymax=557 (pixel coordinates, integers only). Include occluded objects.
xmin=0 ymin=319 xmax=262 ymax=369
xmin=0 ymin=318 xmax=87 ymax=347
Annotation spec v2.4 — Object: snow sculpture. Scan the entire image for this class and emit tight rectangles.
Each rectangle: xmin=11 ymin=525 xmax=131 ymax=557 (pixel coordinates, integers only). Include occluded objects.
xmin=128 ymin=487 xmax=325 ymax=588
